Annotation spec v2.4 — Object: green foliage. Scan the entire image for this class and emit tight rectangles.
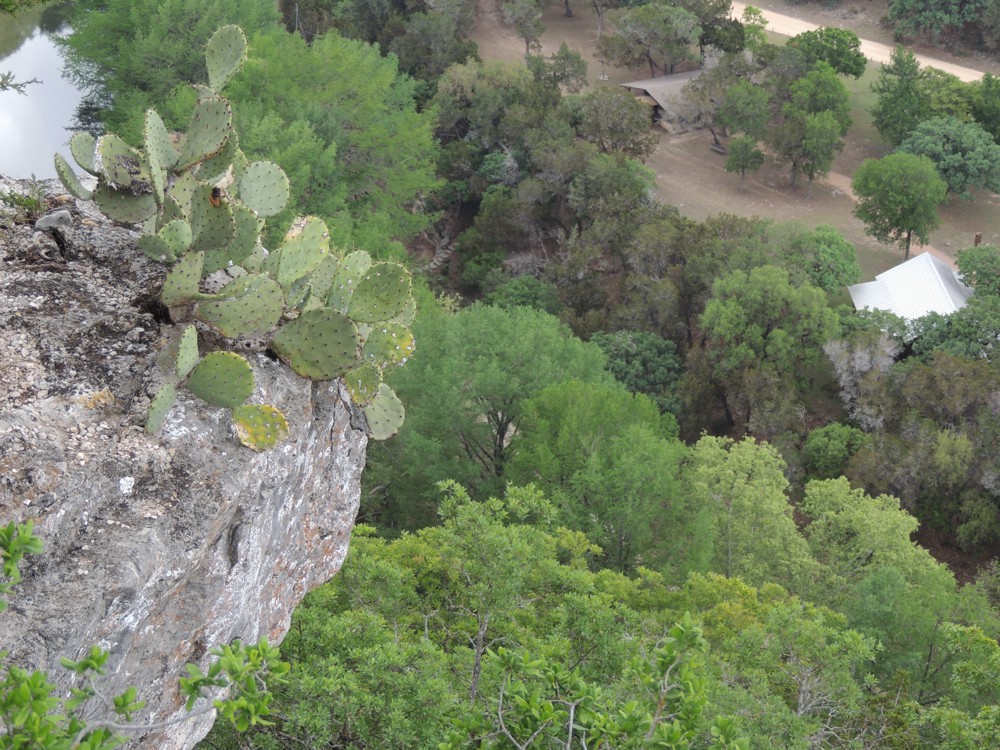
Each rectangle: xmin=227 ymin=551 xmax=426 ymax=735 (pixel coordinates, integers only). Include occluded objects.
xmin=803 ymin=422 xmax=869 ymax=480
xmin=0 ymin=176 xmax=47 ymax=222
xmin=870 ymin=46 xmax=931 ymax=147
xmin=718 ymin=81 xmax=770 ymax=140
xmin=897 ymin=116 xmax=1000 ymax=198
xmin=481 ymin=274 xmax=565 ymax=315
xmin=598 ymin=2 xmax=703 ymax=77
xmin=851 ymin=152 xmax=947 ymax=260
xmin=785 ymin=223 xmax=861 ymax=291
xmin=590 ymin=329 xmax=684 ymax=415
xmin=790 ymin=26 xmax=866 ymax=78
xmin=575 ymin=86 xmax=660 ymax=161
xmin=724 ymin=135 xmax=764 ymax=190
xmin=957 ymin=244 xmax=1000 ymax=295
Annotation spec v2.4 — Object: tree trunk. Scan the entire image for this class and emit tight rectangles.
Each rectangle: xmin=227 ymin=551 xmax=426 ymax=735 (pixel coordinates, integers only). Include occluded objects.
xmin=905 ymin=229 xmax=912 ymax=260
xmin=564 ymin=0 xmax=573 ymax=16
xmin=468 ymin=613 xmax=490 ymax=703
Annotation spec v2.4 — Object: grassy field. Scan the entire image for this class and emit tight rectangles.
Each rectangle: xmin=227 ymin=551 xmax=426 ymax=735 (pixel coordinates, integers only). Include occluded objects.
xmin=470 ymin=2 xmax=1000 ymax=281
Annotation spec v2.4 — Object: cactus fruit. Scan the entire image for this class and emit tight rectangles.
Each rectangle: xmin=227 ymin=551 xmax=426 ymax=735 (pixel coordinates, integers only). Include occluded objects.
xmin=176 ymin=96 xmax=233 ymax=171
xmin=146 ymin=383 xmax=178 ymax=433
xmin=327 ymin=250 xmax=373 ymax=312
xmin=232 ymin=404 xmax=288 ymax=451
xmin=362 ymin=383 xmax=405 ymax=440
xmin=93 ymin=183 xmax=158 ymax=224
xmin=186 ymin=351 xmax=254 ymax=408
xmin=271 ymin=307 xmax=360 ymax=380
xmin=361 ymin=322 xmax=415 ymax=366
xmin=176 ymin=325 xmax=200 ymax=379
xmin=348 ymin=262 xmax=412 ymax=323
xmin=69 ymin=131 xmax=98 ymax=175
xmin=343 ymin=363 xmax=382 ymax=406
xmin=53 ymin=153 xmax=93 ymax=201
xmin=238 ymin=161 xmax=289 ymax=218
xmin=206 ymin=25 xmax=248 ymax=92
xmin=161 ymin=251 xmax=205 ymax=306
xmin=195 ymin=274 xmax=284 ymax=337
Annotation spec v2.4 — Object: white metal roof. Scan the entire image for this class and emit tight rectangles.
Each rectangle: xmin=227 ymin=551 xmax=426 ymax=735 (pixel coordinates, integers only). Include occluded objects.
xmin=848 ymin=253 xmax=973 ymax=321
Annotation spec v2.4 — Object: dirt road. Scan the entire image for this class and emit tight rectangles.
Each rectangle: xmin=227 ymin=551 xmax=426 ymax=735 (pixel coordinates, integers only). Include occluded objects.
xmin=730 ymin=2 xmax=985 ymax=82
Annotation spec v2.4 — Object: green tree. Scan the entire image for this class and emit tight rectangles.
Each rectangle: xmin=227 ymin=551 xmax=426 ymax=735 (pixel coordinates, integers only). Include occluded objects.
xmin=376 ymin=305 xmax=609 ymax=521
xmin=59 ymin=0 xmax=279 ymax=135
xmin=957 ymin=244 xmax=1000 ymax=295
xmin=527 ymin=42 xmax=589 ymax=92
xmin=598 ymin=2 xmax=702 ymax=76
xmin=870 ymin=46 xmax=931 ymax=146
xmin=790 ymin=26 xmax=867 ymax=78
xmin=481 ymin=274 xmax=566 ymax=314
xmin=590 ymin=329 xmax=684 ymax=414
xmin=498 ymin=0 xmax=548 ymax=55
xmin=724 ymin=135 xmax=764 ymax=191
xmin=785 ymin=224 xmax=861 ymax=291
xmin=803 ymin=423 xmax=869 ymax=480
xmin=575 ymin=86 xmax=660 ymax=161
xmin=898 ymin=116 xmax=1000 ymax=198
xmin=888 ymin=0 xmax=980 ymax=41
xmin=852 ymin=152 xmax=948 ymax=260
xmin=387 ymin=12 xmax=479 ymax=85
xmin=717 ymin=80 xmax=771 ymax=139
xmin=971 ymin=72 xmax=1000 ymax=142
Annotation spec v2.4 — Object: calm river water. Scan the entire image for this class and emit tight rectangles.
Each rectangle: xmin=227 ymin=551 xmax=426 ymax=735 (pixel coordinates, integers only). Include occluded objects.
xmin=0 ymin=2 xmax=82 ymax=180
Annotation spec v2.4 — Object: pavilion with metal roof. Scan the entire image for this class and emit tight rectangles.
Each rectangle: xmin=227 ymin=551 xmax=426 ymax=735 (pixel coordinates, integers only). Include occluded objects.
xmin=848 ymin=252 xmax=973 ymax=322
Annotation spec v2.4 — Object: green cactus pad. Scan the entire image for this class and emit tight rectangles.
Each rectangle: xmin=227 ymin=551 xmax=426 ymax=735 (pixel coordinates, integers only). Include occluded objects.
xmin=161 ymin=251 xmax=204 ymax=305
xmin=238 ymin=161 xmax=289 ymax=218
xmin=343 ymin=363 xmax=382 ymax=406
xmin=305 ymin=254 xmax=340 ymax=306
xmin=240 ymin=243 xmax=267 ymax=273
xmin=196 ymin=127 xmax=238 ymax=186
xmin=274 ymin=216 xmax=330 ymax=289
xmin=137 ymin=234 xmax=176 ymax=263
xmin=93 ymin=183 xmax=157 ymax=224
xmin=176 ymin=97 xmax=233 ymax=171
xmin=347 ymin=262 xmax=412 ymax=323
xmin=232 ymin=404 xmax=289 ymax=451
xmin=204 ymin=203 xmax=261 ymax=274
xmin=159 ymin=219 xmax=193 ymax=256
xmin=157 ymin=194 xmax=188 ymax=231
xmin=362 ymin=383 xmax=405 ymax=441
xmin=190 ymin=183 xmax=235 ymax=254
xmin=167 ymin=171 xmax=199 ymax=216
xmin=186 ymin=351 xmax=254 ymax=408
xmin=97 ymin=134 xmax=151 ymax=190
xmin=271 ymin=307 xmax=360 ymax=380
xmin=146 ymin=382 xmax=178 ymax=433
xmin=390 ymin=296 xmax=417 ymax=327
xmin=361 ymin=322 xmax=415 ymax=367
xmin=230 ymin=148 xmax=249 ymax=195
xmin=54 ymin=153 xmax=94 ymax=201
xmin=69 ymin=132 xmax=98 ymax=175
xmin=195 ymin=274 xmax=284 ymax=337
xmin=326 ymin=250 xmax=373 ymax=312
xmin=206 ymin=25 xmax=248 ymax=92
xmin=144 ymin=109 xmax=177 ymax=200
xmin=176 ymin=325 xmax=200 ymax=379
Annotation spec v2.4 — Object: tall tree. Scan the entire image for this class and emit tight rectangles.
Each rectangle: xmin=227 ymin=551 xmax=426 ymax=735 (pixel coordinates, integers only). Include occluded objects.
xmin=851 ymin=152 xmax=948 ymax=260
xmin=790 ymin=26 xmax=867 ymax=78
xmin=870 ymin=46 xmax=931 ymax=146
xmin=724 ymin=134 xmax=764 ymax=191
xmin=957 ymin=244 xmax=1000 ymax=296
xmin=575 ymin=86 xmax=660 ymax=160
xmin=598 ymin=2 xmax=702 ymax=77
xmin=897 ymin=116 xmax=1000 ymax=198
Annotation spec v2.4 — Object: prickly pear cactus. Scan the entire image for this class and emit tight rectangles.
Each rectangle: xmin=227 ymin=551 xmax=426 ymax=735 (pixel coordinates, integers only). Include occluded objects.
xmin=54 ymin=23 xmax=417 ymax=447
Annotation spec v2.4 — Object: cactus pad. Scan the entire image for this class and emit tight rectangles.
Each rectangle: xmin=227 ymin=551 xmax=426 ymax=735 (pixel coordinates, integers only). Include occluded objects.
xmin=54 ymin=153 xmax=93 ymax=201
xmin=206 ymin=25 xmax=248 ymax=92
xmin=204 ymin=202 xmax=261 ymax=274
xmin=137 ymin=234 xmax=175 ymax=263
xmin=146 ymin=383 xmax=178 ymax=433
xmin=271 ymin=307 xmax=360 ymax=380
xmin=186 ymin=351 xmax=254 ymax=408
xmin=176 ymin=325 xmax=200 ymax=379
xmin=347 ymin=262 xmax=412 ymax=323
xmin=176 ymin=96 xmax=233 ymax=171
xmin=167 ymin=170 xmax=198 ymax=216
xmin=97 ymin=134 xmax=151 ymax=190
xmin=390 ymin=296 xmax=417 ymax=327
xmin=161 ymin=251 xmax=204 ymax=305
xmin=144 ymin=109 xmax=177 ymax=199
xmin=93 ymin=183 xmax=157 ymax=224
xmin=326 ymin=250 xmax=373 ymax=312
xmin=343 ymin=363 xmax=382 ymax=406
xmin=274 ymin=216 xmax=330 ymax=289
xmin=197 ymin=127 xmax=238 ymax=186
xmin=69 ymin=131 xmax=98 ymax=175
xmin=232 ymin=404 xmax=288 ymax=451
xmin=195 ymin=274 xmax=284 ymax=337
xmin=190 ymin=183 xmax=235 ymax=254
xmin=362 ymin=383 xmax=405 ymax=441
xmin=362 ymin=322 xmax=415 ymax=366
xmin=238 ymin=161 xmax=289 ymax=218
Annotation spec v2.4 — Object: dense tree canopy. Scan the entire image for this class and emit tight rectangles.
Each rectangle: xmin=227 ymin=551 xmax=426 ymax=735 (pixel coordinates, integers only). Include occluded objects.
xmin=897 ymin=116 xmax=1000 ymax=198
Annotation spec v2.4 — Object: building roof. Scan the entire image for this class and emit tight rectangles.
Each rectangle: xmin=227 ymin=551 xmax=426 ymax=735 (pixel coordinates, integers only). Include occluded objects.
xmin=619 ymin=70 xmax=702 ymax=110
xmin=848 ymin=253 xmax=973 ymax=321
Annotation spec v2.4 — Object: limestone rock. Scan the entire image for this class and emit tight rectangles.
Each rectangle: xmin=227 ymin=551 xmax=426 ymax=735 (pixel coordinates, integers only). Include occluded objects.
xmin=0 ymin=178 xmax=367 ymax=748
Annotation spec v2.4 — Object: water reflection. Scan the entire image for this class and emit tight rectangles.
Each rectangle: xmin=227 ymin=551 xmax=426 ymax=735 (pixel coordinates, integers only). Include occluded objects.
xmin=0 ymin=2 xmax=82 ymax=180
